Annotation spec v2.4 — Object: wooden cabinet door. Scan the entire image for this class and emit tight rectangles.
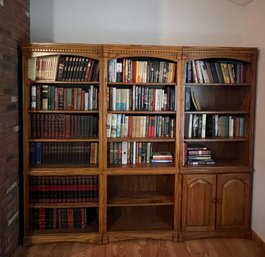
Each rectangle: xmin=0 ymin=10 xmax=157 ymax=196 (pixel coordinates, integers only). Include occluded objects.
xmin=182 ymin=174 xmax=216 ymax=232
xmin=216 ymin=173 xmax=251 ymax=232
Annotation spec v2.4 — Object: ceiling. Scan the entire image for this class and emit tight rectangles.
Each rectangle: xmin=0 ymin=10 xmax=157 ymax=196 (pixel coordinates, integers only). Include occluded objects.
xmin=225 ymin=0 xmax=254 ymax=6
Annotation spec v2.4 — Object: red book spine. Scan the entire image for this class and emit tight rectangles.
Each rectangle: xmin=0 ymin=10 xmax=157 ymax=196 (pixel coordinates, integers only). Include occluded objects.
xmin=39 ymin=208 xmax=46 ymax=230
xmin=68 ymin=208 xmax=74 ymax=230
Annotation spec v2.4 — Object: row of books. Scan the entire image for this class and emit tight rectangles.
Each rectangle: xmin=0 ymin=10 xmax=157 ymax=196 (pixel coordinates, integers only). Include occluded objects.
xmin=107 ymin=114 xmax=175 ymax=138
xmin=108 ymin=142 xmax=153 ymax=165
xmin=107 ymin=143 xmax=174 ymax=165
xmin=28 ymin=55 xmax=99 ymax=82
xmin=108 ymin=86 xmax=175 ymax=111
xmin=30 ymin=208 xmax=97 ymax=230
xmin=108 ymin=58 xmax=176 ymax=83
xmin=31 ymin=85 xmax=98 ymax=111
xmin=185 ymin=114 xmax=245 ymax=138
xmin=29 ymin=176 xmax=98 ymax=203
xmin=186 ymin=60 xmax=245 ymax=84
xmin=30 ymin=114 xmax=98 ymax=139
xmin=183 ymin=143 xmax=215 ymax=166
xmin=30 ymin=142 xmax=98 ymax=166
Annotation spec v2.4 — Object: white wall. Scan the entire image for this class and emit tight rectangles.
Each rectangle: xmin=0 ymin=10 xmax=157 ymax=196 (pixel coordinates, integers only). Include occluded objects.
xmin=31 ymin=0 xmax=244 ymax=46
xmin=30 ymin=0 xmax=265 ymax=242
xmin=243 ymin=0 xmax=265 ymax=242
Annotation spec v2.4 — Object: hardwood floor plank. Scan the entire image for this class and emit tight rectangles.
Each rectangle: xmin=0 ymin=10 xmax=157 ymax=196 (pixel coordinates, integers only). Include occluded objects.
xmin=138 ymin=240 xmax=170 ymax=257
xmin=165 ymin=241 xmax=191 ymax=257
xmin=222 ymin=238 xmax=265 ymax=257
xmin=18 ymin=238 xmax=265 ymax=257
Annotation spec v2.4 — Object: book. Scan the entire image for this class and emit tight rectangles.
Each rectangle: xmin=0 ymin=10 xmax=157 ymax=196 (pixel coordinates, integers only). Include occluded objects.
xmin=28 ymin=57 xmax=37 ymax=80
xmin=191 ymin=90 xmax=201 ymax=111
xmin=185 ymin=87 xmax=191 ymax=111
xmin=152 ymin=151 xmax=173 ymax=160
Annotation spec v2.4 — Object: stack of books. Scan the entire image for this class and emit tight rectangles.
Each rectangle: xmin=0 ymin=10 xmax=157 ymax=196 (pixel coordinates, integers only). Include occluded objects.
xmin=151 ymin=152 xmax=173 ymax=163
xmin=185 ymin=143 xmax=215 ymax=165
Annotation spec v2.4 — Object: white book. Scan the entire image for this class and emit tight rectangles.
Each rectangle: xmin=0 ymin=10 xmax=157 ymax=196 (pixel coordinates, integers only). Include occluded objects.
xmin=28 ymin=57 xmax=36 ymax=80
xmin=84 ymin=92 xmax=89 ymax=110
xmin=124 ymin=116 xmax=129 ymax=137
xmin=107 ymin=113 xmax=112 ymax=137
xmin=122 ymin=141 xmax=128 ymax=164
xmin=112 ymin=87 xmax=116 ymax=111
xmin=188 ymin=114 xmax=193 ymax=138
xmin=126 ymin=89 xmax=130 ymax=111
xmin=195 ymin=60 xmax=204 ymax=83
xmin=200 ymin=61 xmax=210 ymax=83
xmin=229 ymin=116 xmax=234 ymax=137
xmin=214 ymin=114 xmax=219 ymax=137
xmin=111 ymin=114 xmax=117 ymax=138
xmin=132 ymin=85 xmax=136 ymax=111
xmin=146 ymin=142 xmax=151 ymax=163
xmin=116 ymin=114 xmax=122 ymax=138
xmin=132 ymin=141 xmax=136 ymax=164
xmin=201 ymin=114 xmax=207 ymax=138
xmin=31 ymin=85 xmax=36 ymax=109
xmin=89 ymin=85 xmax=93 ymax=110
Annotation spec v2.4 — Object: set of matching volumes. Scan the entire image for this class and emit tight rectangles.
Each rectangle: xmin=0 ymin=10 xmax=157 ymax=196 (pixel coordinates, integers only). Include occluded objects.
xmin=107 ymin=114 xmax=174 ymax=138
xmin=108 ymin=59 xmax=176 ymax=83
xmin=31 ymin=85 xmax=98 ymax=111
xmin=29 ymin=176 xmax=98 ymax=203
xmin=28 ymin=55 xmax=99 ymax=82
xmin=185 ymin=114 xmax=245 ymax=138
xmin=183 ymin=143 xmax=215 ymax=166
xmin=108 ymin=86 xmax=175 ymax=111
xmin=31 ymin=114 xmax=98 ymax=139
xmin=108 ymin=142 xmax=153 ymax=165
xmin=186 ymin=60 xmax=245 ymax=84
xmin=30 ymin=207 xmax=96 ymax=230
xmin=30 ymin=142 xmax=98 ymax=166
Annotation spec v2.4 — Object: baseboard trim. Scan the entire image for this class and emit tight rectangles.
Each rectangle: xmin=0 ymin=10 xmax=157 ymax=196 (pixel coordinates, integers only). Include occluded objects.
xmin=252 ymin=230 xmax=265 ymax=253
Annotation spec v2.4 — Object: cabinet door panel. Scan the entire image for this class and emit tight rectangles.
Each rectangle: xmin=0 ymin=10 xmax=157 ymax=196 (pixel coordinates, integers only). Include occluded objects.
xmin=216 ymin=173 xmax=250 ymax=231
xmin=182 ymin=174 xmax=216 ymax=232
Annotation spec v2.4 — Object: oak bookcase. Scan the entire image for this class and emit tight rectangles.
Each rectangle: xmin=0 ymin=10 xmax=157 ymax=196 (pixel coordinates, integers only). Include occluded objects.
xmin=22 ymin=43 xmax=258 ymax=244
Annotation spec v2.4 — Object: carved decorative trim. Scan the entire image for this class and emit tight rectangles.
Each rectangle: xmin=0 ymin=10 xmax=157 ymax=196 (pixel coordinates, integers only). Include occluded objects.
xmin=183 ymin=51 xmax=253 ymax=58
xmin=30 ymin=48 xmax=99 ymax=54
xmin=108 ymin=49 xmax=179 ymax=55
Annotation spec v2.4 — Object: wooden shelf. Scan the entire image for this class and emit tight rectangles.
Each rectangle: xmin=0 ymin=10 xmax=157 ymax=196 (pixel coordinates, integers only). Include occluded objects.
xmin=29 ymin=202 xmax=99 ymax=208
xmin=108 ymin=82 xmax=176 ymax=86
xmin=107 ymin=111 xmax=176 ymax=114
xmin=30 ymin=80 xmax=100 ymax=85
xmin=184 ymin=111 xmax=249 ymax=115
xmin=29 ymin=138 xmax=99 ymax=142
xmin=107 ymin=137 xmax=175 ymax=142
xmin=28 ymin=110 xmax=99 ymax=114
xmin=107 ymin=209 xmax=173 ymax=232
xmin=23 ymin=232 xmax=101 ymax=245
xmin=184 ymin=137 xmax=248 ymax=142
xmin=185 ymin=83 xmax=250 ymax=87
xmin=108 ymin=192 xmax=174 ymax=207
xmin=24 ymin=167 xmax=101 ymax=176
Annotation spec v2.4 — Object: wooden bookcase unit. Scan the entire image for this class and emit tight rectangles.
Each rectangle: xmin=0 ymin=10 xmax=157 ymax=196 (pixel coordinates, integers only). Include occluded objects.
xmin=180 ymin=46 xmax=257 ymax=240
xmin=22 ymin=44 xmax=257 ymax=244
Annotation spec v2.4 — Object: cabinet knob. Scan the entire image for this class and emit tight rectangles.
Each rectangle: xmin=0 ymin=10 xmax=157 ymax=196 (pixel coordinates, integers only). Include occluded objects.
xmin=212 ymin=199 xmax=216 ymax=203
xmin=217 ymin=199 xmax=222 ymax=203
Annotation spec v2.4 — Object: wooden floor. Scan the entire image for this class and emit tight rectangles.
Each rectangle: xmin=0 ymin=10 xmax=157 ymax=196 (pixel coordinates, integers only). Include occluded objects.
xmin=16 ymin=238 xmax=265 ymax=257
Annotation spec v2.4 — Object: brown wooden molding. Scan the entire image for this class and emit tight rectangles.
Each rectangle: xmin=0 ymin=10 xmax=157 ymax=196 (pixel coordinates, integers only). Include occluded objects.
xmin=252 ymin=230 xmax=265 ymax=253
